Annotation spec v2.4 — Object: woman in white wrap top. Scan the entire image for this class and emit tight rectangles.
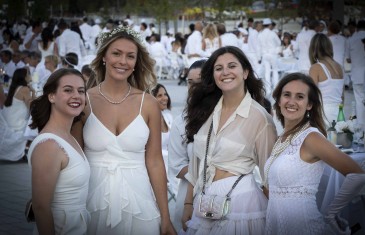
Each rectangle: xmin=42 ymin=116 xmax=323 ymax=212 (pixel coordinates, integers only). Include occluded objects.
xmin=181 ymin=46 xmax=277 ymax=235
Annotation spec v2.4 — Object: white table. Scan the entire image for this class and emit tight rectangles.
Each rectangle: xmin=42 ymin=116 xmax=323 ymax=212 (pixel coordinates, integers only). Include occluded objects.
xmin=317 ymin=150 xmax=365 ymax=234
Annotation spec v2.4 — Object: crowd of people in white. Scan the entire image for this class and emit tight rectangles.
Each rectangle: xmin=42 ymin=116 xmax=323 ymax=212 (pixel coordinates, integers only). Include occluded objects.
xmin=0 ymin=15 xmax=364 ymax=161
xmin=0 ymin=13 xmax=364 ymax=235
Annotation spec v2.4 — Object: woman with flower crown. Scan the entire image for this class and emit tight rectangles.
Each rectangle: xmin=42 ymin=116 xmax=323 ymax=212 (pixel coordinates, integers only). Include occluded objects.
xmin=72 ymin=26 xmax=176 ymax=235
xmin=264 ymin=73 xmax=365 ymax=235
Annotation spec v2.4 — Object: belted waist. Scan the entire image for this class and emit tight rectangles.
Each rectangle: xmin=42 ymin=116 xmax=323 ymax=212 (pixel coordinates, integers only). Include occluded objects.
xmin=269 ymin=186 xmax=317 ymax=198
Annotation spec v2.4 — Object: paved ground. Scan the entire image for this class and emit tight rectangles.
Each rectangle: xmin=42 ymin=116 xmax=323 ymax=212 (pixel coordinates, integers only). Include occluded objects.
xmin=0 ymin=79 xmax=356 ymax=235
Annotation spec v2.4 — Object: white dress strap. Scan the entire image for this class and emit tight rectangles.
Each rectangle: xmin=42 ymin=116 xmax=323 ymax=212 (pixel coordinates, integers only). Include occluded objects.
xmin=317 ymin=62 xmax=332 ymax=80
xmin=139 ymin=92 xmax=146 ymax=114
xmin=14 ymin=86 xmax=22 ymax=96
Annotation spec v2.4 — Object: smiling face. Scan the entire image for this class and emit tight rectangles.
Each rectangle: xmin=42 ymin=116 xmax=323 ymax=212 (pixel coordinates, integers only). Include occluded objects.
xmin=104 ymin=38 xmax=137 ymax=82
xmin=155 ymin=86 xmax=169 ymax=111
xmin=49 ymin=74 xmax=86 ymax=118
xmin=278 ymin=80 xmax=312 ymax=128
xmin=213 ymin=53 xmax=248 ymax=93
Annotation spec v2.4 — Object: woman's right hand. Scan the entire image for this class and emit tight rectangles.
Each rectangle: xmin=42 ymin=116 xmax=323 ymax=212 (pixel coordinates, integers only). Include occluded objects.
xmin=181 ymin=204 xmax=193 ymax=232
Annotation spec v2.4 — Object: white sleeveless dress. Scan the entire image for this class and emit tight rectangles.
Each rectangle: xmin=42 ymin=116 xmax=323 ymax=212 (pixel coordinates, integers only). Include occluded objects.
xmin=265 ymin=127 xmax=332 ymax=235
xmin=0 ymin=87 xmax=29 ymax=161
xmin=28 ymin=133 xmax=90 ymax=235
xmin=83 ymin=92 xmax=161 ymax=235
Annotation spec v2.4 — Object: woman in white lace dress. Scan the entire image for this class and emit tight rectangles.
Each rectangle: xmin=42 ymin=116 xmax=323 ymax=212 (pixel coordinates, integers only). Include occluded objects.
xmin=264 ymin=73 xmax=365 ymax=235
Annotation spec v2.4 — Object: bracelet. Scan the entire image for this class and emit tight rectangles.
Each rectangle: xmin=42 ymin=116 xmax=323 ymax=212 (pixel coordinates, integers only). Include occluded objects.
xmin=184 ymin=202 xmax=193 ymax=206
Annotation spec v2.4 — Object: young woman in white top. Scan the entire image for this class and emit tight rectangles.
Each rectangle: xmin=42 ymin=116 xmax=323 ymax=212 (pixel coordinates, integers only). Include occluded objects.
xmin=28 ymin=68 xmax=90 ymax=235
xmin=151 ymin=83 xmax=178 ymax=196
xmin=181 ymin=46 xmax=277 ymax=234
xmin=309 ymin=33 xmax=344 ymax=127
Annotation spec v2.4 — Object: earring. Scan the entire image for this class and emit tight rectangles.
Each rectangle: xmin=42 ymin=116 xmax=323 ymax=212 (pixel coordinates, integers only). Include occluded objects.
xmin=306 ymin=111 xmax=310 ymax=118
xmin=103 ymin=61 xmax=106 ymax=66
xmin=133 ymin=68 xmax=135 ymax=71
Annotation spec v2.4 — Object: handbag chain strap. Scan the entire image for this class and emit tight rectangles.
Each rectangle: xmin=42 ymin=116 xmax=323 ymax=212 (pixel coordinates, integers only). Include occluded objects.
xmin=201 ymin=120 xmax=245 ymax=197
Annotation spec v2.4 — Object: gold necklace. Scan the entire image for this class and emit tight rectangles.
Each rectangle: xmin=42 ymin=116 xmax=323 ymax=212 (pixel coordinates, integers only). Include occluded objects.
xmin=98 ymin=82 xmax=131 ymax=105
xmin=263 ymin=122 xmax=310 ymax=186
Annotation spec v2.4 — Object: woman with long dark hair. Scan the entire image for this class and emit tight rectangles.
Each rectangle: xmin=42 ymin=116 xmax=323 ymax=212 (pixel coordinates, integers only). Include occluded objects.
xmin=181 ymin=46 xmax=277 ymax=234
xmin=0 ymin=68 xmax=35 ymax=161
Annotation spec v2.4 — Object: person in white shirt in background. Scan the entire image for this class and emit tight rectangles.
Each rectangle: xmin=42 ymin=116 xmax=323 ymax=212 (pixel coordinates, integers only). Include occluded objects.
xmin=161 ymin=29 xmax=175 ymax=53
xmin=27 ymin=51 xmax=41 ymax=77
xmin=140 ymin=22 xmax=152 ymax=41
xmin=0 ymin=49 xmax=16 ymax=79
xmin=319 ymin=20 xmax=328 ymax=34
xmin=346 ymin=20 xmax=365 ymax=135
xmin=328 ymin=20 xmax=346 ymax=73
xmin=12 ymin=50 xmax=26 ymax=68
xmin=238 ymin=27 xmax=249 ymax=53
xmin=168 ymin=59 xmax=206 ymax=233
xmin=57 ymin=20 xmax=85 ymax=68
xmin=293 ymin=19 xmax=320 ymax=74
xmin=258 ymin=18 xmax=281 ymax=95
xmin=246 ymin=21 xmax=263 ymax=79
xmin=217 ymin=23 xmax=239 ymax=48
xmin=185 ymin=21 xmax=207 ymax=67
xmin=79 ymin=17 xmax=93 ymax=55
xmin=22 ymin=21 xmax=42 ymax=53
xmin=91 ymin=19 xmax=102 ymax=49
xmin=149 ymin=33 xmax=169 ymax=79
xmin=101 ymin=19 xmax=114 ymax=33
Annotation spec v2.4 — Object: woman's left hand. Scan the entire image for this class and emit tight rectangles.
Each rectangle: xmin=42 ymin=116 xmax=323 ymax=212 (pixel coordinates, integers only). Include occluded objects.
xmin=161 ymin=218 xmax=177 ymax=235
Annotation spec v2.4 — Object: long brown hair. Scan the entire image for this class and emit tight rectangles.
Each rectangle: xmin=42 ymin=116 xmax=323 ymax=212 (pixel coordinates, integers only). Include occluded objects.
xmin=272 ymin=72 xmax=327 ymax=137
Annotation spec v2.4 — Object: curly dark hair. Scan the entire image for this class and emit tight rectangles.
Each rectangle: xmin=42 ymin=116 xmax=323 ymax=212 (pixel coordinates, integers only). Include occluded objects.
xmin=272 ymin=72 xmax=326 ymax=137
xmin=29 ymin=68 xmax=85 ymax=132
xmin=184 ymin=46 xmax=265 ymax=143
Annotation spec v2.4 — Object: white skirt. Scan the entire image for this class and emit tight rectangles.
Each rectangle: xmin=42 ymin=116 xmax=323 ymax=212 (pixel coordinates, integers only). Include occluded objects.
xmin=184 ymin=174 xmax=267 ymax=235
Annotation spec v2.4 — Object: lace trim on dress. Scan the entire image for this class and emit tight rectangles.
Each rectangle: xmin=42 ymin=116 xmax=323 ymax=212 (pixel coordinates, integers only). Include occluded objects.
xmin=34 ymin=138 xmax=69 ymax=158
xmin=269 ymin=186 xmax=317 ymax=198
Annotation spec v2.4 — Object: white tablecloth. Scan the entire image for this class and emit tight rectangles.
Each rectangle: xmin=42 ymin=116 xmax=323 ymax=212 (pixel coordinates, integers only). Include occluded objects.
xmin=317 ymin=151 xmax=365 ymax=234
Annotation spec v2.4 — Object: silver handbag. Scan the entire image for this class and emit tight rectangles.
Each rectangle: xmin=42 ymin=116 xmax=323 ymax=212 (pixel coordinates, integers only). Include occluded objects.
xmin=195 ymin=121 xmax=245 ymax=220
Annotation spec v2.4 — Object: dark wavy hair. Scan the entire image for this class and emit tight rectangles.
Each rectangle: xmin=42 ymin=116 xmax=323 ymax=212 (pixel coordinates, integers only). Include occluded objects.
xmin=29 ymin=68 xmax=85 ymax=132
xmin=151 ymin=83 xmax=171 ymax=110
xmin=185 ymin=46 xmax=265 ymax=143
xmin=4 ymin=68 xmax=28 ymax=107
xmin=272 ymin=72 xmax=326 ymax=137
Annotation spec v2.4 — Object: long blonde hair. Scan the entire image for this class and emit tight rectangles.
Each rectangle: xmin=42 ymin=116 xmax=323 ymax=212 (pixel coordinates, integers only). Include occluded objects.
xmin=202 ymin=23 xmax=219 ymax=40
xmin=90 ymin=27 xmax=156 ymax=91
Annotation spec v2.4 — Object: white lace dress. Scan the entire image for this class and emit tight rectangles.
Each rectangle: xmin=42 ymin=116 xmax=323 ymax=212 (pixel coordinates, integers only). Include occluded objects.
xmin=265 ymin=127 xmax=332 ymax=235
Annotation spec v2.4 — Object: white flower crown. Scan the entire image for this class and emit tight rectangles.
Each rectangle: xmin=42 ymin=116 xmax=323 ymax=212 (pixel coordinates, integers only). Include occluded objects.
xmin=97 ymin=26 xmax=144 ymax=47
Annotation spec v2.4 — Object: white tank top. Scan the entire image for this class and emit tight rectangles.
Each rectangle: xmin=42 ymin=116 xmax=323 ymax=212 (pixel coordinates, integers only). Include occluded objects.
xmin=317 ymin=62 xmax=344 ymax=104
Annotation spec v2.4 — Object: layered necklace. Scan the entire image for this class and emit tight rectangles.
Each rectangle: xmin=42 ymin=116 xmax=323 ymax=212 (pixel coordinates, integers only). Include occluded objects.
xmin=264 ymin=122 xmax=310 ymax=186
xmin=98 ymin=82 xmax=131 ymax=105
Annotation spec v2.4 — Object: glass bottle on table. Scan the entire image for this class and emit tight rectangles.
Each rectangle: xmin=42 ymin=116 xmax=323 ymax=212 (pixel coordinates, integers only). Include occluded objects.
xmin=337 ymin=104 xmax=345 ymax=122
